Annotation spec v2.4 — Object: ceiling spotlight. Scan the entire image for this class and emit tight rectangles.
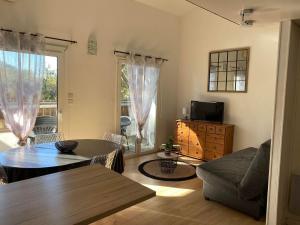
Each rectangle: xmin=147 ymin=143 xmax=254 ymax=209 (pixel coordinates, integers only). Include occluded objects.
xmin=240 ymin=8 xmax=255 ymax=26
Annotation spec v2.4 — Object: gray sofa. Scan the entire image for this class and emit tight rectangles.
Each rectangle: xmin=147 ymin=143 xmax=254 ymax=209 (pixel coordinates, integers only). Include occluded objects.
xmin=196 ymin=140 xmax=271 ymax=219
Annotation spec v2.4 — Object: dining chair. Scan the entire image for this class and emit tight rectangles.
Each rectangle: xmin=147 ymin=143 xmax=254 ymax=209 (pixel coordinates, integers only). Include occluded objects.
xmin=35 ymin=132 xmax=64 ymax=144
xmin=103 ymin=132 xmax=123 ymax=146
xmin=90 ymin=150 xmax=117 ymax=170
xmin=120 ymin=116 xmax=131 ymax=150
xmin=33 ymin=116 xmax=57 ymax=134
xmin=0 ymin=164 xmax=7 ymax=184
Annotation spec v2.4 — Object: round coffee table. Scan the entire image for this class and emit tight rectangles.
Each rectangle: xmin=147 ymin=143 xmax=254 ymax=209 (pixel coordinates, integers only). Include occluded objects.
xmin=157 ymin=152 xmax=179 ymax=174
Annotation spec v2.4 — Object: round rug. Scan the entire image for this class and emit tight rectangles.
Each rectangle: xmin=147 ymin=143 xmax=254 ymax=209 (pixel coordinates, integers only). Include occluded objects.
xmin=138 ymin=159 xmax=197 ymax=181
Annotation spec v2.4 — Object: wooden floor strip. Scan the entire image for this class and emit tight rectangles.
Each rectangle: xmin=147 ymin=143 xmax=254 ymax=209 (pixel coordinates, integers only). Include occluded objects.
xmin=93 ymin=154 xmax=265 ymax=225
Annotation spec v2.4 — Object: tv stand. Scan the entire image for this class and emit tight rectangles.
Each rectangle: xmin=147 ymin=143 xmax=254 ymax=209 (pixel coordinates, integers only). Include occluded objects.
xmin=175 ymin=120 xmax=234 ymax=160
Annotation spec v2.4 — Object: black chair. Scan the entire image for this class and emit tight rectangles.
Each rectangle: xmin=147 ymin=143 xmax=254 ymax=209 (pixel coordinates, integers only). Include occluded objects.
xmin=33 ymin=116 xmax=57 ymax=135
xmin=29 ymin=116 xmax=58 ymax=143
xmin=90 ymin=140 xmax=125 ymax=174
xmin=120 ymin=116 xmax=131 ymax=151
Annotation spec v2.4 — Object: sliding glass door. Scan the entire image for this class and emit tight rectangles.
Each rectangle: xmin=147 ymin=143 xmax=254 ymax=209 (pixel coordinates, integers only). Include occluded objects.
xmin=118 ymin=61 xmax=157 ymax=156
xmin=0 ymin=53 xmax=63 ymax=148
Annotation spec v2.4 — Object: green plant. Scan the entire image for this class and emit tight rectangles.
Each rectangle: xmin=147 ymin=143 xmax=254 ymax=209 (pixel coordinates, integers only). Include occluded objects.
xmin=41 ymin=67 xmax=57 ymax=102
xmin=165 ymin=137 xmax=174 ymax=150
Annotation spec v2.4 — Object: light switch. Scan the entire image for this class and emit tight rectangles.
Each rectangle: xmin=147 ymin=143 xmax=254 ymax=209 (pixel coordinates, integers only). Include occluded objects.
xmin=67 ymin=92 xmax=74 ymax=104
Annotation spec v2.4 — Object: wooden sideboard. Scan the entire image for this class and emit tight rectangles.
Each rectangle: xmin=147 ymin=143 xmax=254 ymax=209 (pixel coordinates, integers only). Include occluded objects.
xmin=175 ymin=120 xmax=234 ymax=161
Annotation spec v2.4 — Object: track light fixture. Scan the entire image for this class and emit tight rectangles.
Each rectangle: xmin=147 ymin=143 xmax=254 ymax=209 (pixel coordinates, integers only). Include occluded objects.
xmin=240 ymin=8 xmax=255 ymax=26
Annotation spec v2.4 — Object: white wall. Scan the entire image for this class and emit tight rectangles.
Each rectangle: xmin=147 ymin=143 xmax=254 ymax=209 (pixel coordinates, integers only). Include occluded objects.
xmin=178 ymin=10 xmax=280 ymax=150
xmin=0 ymin=0 xmax=180 ymax=147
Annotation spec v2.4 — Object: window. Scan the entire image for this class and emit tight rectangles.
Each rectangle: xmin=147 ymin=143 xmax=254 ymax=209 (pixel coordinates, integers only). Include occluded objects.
xmin=39 ymin=56 xmax=58 ymax=118
xmin=0 ymin=55 xmax=59 ymax=131
xmin=208 ymin=47 xmax=249 ymax=93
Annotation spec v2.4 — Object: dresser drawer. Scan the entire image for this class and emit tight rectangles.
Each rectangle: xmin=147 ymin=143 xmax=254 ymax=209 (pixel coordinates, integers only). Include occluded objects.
xmin=198 ymin=124 xmax=207 ymax=132
xmin=176 ymin=121 xmax=182 ymax=128
xmin=216 ymin=126 xmax=226 ymax=135
xmin=207 ymin=125 xmax=216 ymax=134
xmin=189 ymin=122 xmax=198 ymax=131
xmin=180 ymin=144 xmax=189 ymax=155
xmin=189 ymin=146 xmax=203 ymax=159
xmin=181 ymin=122 xmax=190 ymax=129
xmin=204 ymin=150 xmax=223 ymax=161
xmin=176 ymin=128 xmax=189 ymax=136
xmin=190 ymin=130 xmax=205 ymax=142
xmin=189 ymin=139 xmax=205 ymax=150
xmin=206 ymin=134 xmax=225 ymax=144
xmin=206 ymin=142 xmax=224 ymax=153
xmin=176 ymin=135 xmax=189 ymax=144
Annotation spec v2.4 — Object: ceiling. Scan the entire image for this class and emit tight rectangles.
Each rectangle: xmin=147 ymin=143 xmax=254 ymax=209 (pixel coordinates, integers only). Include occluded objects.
xmin=135 ymin=0 xmax=194 ymax=16
xmin=135 ymin=0 xmax=300 ymax=23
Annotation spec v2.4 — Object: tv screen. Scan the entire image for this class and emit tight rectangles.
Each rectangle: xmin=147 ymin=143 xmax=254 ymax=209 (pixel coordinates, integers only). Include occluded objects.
xmin=190 ymin=101 xmax=224 ymax=123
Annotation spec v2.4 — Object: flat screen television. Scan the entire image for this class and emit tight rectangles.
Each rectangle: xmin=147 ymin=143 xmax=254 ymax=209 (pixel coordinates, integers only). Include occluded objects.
xmin=190 ymin=101 xmax=224 ymax=123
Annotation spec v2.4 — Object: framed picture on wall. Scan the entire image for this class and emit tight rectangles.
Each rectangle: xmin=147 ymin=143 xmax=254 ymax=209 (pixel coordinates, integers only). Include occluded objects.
xmin=208 ymin=47 xmax=250 ymax=93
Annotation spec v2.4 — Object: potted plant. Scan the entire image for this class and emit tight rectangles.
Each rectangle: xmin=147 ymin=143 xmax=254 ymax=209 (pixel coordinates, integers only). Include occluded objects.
xmin=164 ymin=137 xmax=174 ymax=155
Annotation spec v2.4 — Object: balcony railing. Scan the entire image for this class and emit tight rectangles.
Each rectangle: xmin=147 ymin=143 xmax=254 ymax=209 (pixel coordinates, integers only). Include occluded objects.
xmin=38 ymin=102 xmax=57 ymax=117
xmin=0 ymin=101 xmax=57 ymax=131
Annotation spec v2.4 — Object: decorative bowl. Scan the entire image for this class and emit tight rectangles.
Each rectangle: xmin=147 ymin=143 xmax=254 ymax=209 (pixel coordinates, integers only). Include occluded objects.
xmin=55 ymin=141 xmax=78 ymax=153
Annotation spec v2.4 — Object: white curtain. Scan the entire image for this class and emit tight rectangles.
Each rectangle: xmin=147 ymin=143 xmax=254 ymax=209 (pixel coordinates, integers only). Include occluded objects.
xmin=126 ymin=54 xmax=162 ymax=144
xmin=0 ymin=31 xmax=45 ymax=145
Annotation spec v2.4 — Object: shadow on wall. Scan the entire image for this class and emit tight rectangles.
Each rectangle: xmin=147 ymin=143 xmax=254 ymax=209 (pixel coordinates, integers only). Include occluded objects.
xmin=0 ymin=132 xmax=19 ymax=152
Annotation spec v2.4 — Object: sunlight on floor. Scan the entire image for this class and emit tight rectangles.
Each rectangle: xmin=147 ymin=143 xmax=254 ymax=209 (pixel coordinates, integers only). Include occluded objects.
xmin=143 ymin=184 xmax=195 ymax=197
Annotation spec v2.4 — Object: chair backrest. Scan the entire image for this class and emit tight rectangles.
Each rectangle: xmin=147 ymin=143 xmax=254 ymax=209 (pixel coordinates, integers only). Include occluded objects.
xmin=90 ymin=150 xmax=117 ymax=170
xmin=35 ymin=133 xmax=64 ymax=144
xmin=33 ymin=125 xmax=57 ymax=135
xmin=103 ymin=132 xmax=123 ymax=146
xmin=0 ymin=164 xmax=7 ymax=184
xmin=35 ymin=116 xmax=57 ymax=126
xmin=33 ymin=116 xmax=57 ymax=135
xmin=120 ymin=116 xmax=131 ymax=128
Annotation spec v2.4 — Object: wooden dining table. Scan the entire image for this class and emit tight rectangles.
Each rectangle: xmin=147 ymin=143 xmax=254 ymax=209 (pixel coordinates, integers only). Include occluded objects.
xmin=0 ymin=165 xmax=156 ymax=225
xmin=0 ymin=139 xmax=124 ymax=183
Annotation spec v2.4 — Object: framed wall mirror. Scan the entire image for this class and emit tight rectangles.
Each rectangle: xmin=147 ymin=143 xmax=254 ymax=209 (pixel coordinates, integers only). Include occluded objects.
xmin=208 ymin=47 xmax=250 ymax=93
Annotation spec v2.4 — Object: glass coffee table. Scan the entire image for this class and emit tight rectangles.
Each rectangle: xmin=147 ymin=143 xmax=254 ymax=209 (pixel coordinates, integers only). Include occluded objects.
xmin=157 ymin=152 xmax=179 ymax=174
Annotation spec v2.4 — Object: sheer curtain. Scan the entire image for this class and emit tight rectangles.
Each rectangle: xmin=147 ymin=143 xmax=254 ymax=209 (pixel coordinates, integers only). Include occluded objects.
xmin=126 ymin=54 xmax=162 ymax=145
xmin=0 ymin=31 xmax=45 ymax=146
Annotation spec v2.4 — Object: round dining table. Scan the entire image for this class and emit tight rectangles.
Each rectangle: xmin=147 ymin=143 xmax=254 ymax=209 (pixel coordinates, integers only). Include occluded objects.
xmin=0 ymin=139 xmax=124 ymax=183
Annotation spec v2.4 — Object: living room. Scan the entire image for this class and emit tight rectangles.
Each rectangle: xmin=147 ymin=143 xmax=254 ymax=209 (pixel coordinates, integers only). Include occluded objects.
xmin=0 ymin=0 xmax=299 ymax=225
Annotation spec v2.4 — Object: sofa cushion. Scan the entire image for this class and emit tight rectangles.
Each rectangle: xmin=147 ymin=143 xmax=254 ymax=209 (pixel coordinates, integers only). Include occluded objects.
xmin=239 ymin=140 xmax=271 ymax=200
xmin=197 ymin=147 xmax=257 ymax=195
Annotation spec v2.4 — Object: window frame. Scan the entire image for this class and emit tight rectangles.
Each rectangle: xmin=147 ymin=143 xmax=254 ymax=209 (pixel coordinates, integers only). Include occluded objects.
xmin=207 ymin=47 xmax=250 ymax=93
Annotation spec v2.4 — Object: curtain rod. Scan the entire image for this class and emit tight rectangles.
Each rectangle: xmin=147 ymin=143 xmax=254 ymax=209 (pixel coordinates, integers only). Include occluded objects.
xmin=114 ymin=50 xmax=168 ymax=62
xmin=0 ymin=28 xmax=77 ymax=44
